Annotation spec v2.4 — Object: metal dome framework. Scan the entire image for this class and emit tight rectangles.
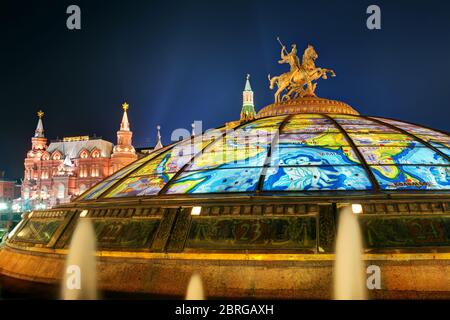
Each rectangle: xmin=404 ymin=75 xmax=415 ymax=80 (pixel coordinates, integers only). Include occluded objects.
xmin=78 ymin=113 xmax=450 ymax=201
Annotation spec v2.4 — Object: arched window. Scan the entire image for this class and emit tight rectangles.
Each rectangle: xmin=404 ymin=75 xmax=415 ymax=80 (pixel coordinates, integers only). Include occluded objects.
xmin=52 ymin=151 xmax=62 ymax=160
xmin=91 ymin=165 xmax=99 ymax=177
xmin=79 ymin=149 xmax=89 ymax=159
xmin=91 ymin=149 xmax=100 ymax=158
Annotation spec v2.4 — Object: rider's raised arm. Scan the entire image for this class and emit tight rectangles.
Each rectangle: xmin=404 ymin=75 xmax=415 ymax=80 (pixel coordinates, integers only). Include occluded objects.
xmin=280 ymin=46 xmax=286 ymax=59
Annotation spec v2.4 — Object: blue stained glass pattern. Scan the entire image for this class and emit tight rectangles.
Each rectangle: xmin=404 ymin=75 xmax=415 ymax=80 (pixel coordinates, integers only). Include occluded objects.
xmin=438 ymin=148 xmax=450 ymax=157
xmin=430 ymin=142 xmax=450 ymax=149
xmin=263 ymin=166 xmax=372 ymax=191
xmin=165 ymin=168 xmax=263 ymax=194
xmin=371 ymin=165 xmax=450 ymax=190
xmin=187 ymin=148 xmax=268 ymax=170
xmin=270 ymin=147 xmax=360 ymax=166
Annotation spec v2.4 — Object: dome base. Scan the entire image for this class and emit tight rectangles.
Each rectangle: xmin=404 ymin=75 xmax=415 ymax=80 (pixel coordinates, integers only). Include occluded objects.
xmin=256 ymin=97 xmax=359 ymax=117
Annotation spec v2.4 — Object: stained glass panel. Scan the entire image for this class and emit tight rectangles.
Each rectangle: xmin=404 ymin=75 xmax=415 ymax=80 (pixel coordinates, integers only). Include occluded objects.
xmin=348 ymin=133 xmax=421 ymax=146
xmin=358 ymin=147 xmax=449 ymax=165
xmin=278 ymin=133 xmax=349 ymax=147
xmin=270 ymin=146 xmax=360 ymax=166
xmin=331 ymin=117 xmax=377 ymax=125
xmin=283 ymin=124 xmax=340 ymax=134
xmin=263 ymin=165 xmax=372 ymax=191
xmin=285 ymin=115 xmax=330 ymax=126
xmin=438 ymin=148 xmax=450 ymax=157
xmin=209 ymin=135 xmax=272 ymax=152
xmin=130 ymin=152 xmax=190 ymax=176
xmin=371 ymin=117 xmax=442 ymax=136
xmin=165 ymin=168 xmax=262 ymax=194
xmin=104 ymin=174 xmax=175 ymax=198
xmin=371 ymin=165 xmax=450 ymax=190
xmin=239 ymin=126 xmax=280 ymax=135
xmin=242 ymin=115 xmax=287 ymax=128
xmin=416 ymin=134 xmax=450 ymax=146
xmin=187 ymin=148 xmax=268 ymax=170
xmin=340 ymin=124 xmax=396 ymax=133
xmin=79 ymin=148 xmax=168 ymax=200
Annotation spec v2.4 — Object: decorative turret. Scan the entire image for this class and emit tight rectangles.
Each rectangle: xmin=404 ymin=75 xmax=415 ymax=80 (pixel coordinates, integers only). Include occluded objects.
xmin=155 ymin=125 xmax=163 ymax=150
xmin=240 ymin=74 xmax=256 ymax=122
xmin=111 ymin=102 xmax=137 ymax=173
xmin=35 ymin=110 xmax=45 ymax=138
xmin=120 ymin=102 xmax=130 ymax=131
xmin=31 ymin=110 xmax=48 ymax=152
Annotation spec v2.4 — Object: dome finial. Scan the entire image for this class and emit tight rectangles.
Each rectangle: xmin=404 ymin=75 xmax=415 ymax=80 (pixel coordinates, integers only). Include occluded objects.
xmin=37 ymin=110 xmax=44 ymax=119
xmin=122 ymin=102 xmax=129 ymax=111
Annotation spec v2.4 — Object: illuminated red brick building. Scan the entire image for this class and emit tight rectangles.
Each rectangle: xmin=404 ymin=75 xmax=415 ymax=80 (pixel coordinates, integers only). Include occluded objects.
xmin=21 ymin=104 xmax=137 ymax=208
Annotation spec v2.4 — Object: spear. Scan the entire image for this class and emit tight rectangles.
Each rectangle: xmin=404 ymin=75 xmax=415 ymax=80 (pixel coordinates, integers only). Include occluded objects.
xmin=277 ymin=36 xmax=287 ymax=54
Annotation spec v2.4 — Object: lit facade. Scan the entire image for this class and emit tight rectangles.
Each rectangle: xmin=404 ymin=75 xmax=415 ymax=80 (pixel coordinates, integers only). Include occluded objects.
xmin=21 ymin=105 xmax=137 ymax=208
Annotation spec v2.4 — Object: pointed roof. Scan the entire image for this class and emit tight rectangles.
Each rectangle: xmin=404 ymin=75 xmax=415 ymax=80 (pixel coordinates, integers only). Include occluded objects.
xmin=34 ymin=110 xmax=45 ymax=138
xmin=240 ymin=74 xmax=256 ymax=122
xmin=244 ymin=74 xmax=252 ymax=91
xmin=155 ymin=125 xmax=163 ymax=150
xmin=120 ymin=102 xmax=130 ymax=131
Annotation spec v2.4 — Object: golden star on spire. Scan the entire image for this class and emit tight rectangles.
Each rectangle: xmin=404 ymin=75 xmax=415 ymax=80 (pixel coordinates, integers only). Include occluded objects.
xmin=37 ymin=110 xmax=44 ymax=119
xmin=122 ymin=102 xmax=129 ymax=111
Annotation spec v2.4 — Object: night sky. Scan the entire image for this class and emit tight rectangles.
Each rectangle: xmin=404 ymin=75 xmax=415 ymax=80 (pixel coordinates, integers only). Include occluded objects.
xmin=2 ymin=0 xmax=450 ymax=179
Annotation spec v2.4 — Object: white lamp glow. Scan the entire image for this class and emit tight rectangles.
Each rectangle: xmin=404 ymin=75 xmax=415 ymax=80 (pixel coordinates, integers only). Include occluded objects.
xmin=79 ymin=210 xmax=88 ymax=218
xmin=191 ymin=206 xmax=202 ymax=216
xmin=351 ymin=204 xmax=363 ymax=214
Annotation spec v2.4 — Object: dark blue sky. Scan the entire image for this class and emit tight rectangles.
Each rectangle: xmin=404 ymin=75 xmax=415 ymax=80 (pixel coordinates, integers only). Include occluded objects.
xmin=2 ymin=0 xmax=450 ymax=178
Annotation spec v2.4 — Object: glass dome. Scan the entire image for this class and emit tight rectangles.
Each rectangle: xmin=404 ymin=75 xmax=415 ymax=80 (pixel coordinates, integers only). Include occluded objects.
xmin=79 ymin=113 xmax=450 ymax=201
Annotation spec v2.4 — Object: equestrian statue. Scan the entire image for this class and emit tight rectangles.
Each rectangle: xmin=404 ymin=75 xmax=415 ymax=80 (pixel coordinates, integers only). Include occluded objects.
xmin=268 ymin=37 xmax=336 ymax=103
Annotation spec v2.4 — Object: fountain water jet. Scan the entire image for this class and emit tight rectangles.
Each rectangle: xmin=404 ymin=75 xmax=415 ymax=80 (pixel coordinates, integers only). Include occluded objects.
xmin=61 ymin=218 xmax=98 ymax=300
xmin=185 ymin=273 xmax=205 ymax=300
xmin=333 ymin=205 xmax=367 ymax=300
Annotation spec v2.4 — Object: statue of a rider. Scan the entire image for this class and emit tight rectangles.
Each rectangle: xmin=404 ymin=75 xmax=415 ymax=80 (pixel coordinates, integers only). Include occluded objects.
xmin=268 ymin=37 xmax=336 ymax=103
xmin=279 ymin=44 xmax=300 ymax=72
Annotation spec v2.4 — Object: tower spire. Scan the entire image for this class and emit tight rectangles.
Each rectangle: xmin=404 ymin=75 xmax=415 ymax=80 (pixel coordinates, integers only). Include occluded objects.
xmin=240 ymin=74 xmax=256 ymax=122
xmin=120 ymin=102 xmax=130 ymax=131
xmin=111 ymin=101 xmax=137 ymax=172
xmin=35 ymin=110 xmax=45 ymax=138
xmin=155 ymin=125 xmax=163 ymax=150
